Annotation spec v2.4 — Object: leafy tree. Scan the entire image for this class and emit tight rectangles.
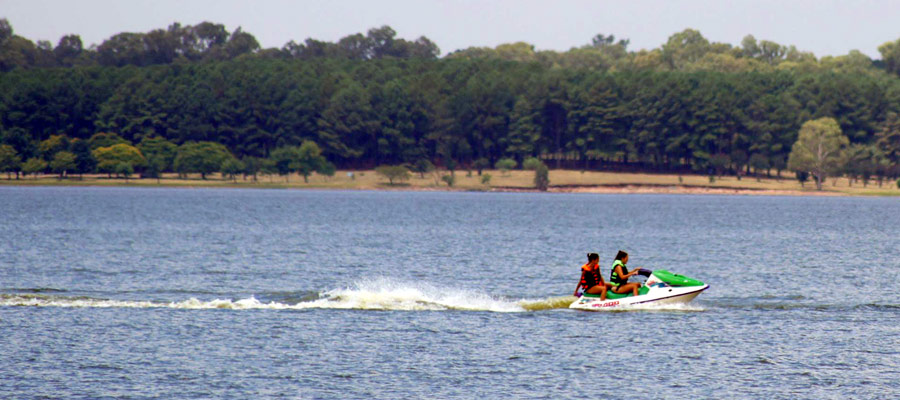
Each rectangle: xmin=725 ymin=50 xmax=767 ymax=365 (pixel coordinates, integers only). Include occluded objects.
xmin=375 ymin=165 xmax=411 ymax=185
xmin=661 ymin=29 xmax=710 ymax=70
xmin=221 ymin=157 xmax=244 ymax=182
xmin=50 ymin=151 xmax=77 ymax=178
xmin=534 ymin=161 xmax=550 ymax=191
xmin=260 ymin=158 xmax=278 ymax=182
xmin=115 ymin=162 xmax=134 ymax=182
xmin=0 ymin=144 xmax=22 ymax=179
xmin=223 ymin=27 xmax=260 ymax=59
xmin=568 ymin=79 xmax=622 ymax=169
xmin=788 ymin=117 xmax=849 ymax=190
xmin=708 ymin=154 xmax=731 ymax=177
xmin=505 ymin=96 xmax=541 ymax=162
xmin=296 ymin=140 xmax=328 ymax=183
xmin=842 ymin=144 xmax=872 ymax=186
xmin=411 ymin=159 xmax=435 ymax=178
xmin=771 ymin=156 xmax=787 ymax=180
xmin=0 ymin=18 xmax=11 ymax=43
xmin=316 ymin=82 xmax=373 ymax=162
xmin=21 ymin=157 xmax=47 ymax=178
xmin=54 ymin=34 xmax=83 ymax=66
xmin=268 ymin=141 xmax=329 ymax=183
xmin=875 ymin=112 xmax=900 ymax=167
xmin=270 ymin=146 xmax=300 ymax=181
xmin=38 ymin=135 xmax=71 ymax=160
xmin=730 ymin=150 xmax=748 ymax=180
xmin=89 ymin=132 xmax=129 ymax=150
xmin=242 ymin=156 xmax=263 ymax=182
xmin=144 ymin=155 xmax=167 ymax=183
xmin=70 ymin=139 xmax=96 ymax=176
xmin=472 ymin=158 xmax=490 ymax=176
xmin=445 ymin=158 xmax=458 ymax=176
xmin=92 ymin=143 xmax=146 ymax=178
xmin=878 ymin=38 xmax=900 ymax=76
xmin=173 ymin=141 xmax=231 ymax=179
xmin=749 ymin=153 xmax=770 ymax=181
xmin=138 ymin=136 xmax=177 ymax=172
xmin=318 ymin=160 xmax=337 ymax=180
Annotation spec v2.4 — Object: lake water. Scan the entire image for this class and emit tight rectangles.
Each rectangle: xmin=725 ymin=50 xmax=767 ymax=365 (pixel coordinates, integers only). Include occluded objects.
xmin=1 ymin=186 xmax=898 ymax=399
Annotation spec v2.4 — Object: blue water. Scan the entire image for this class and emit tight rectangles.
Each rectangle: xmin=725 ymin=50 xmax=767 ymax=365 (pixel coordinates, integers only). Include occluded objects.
xmin=1 ymin=186 xmax=899 ymax=399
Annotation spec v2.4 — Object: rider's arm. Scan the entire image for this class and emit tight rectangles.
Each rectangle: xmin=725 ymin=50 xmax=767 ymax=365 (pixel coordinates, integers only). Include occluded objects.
xmin=574 ymin=271 xmax=584 ymax=295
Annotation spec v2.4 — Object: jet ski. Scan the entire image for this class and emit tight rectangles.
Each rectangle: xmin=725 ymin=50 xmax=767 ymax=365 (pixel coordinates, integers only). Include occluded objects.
xmin=569 ymin=269 xmax=708 ymax=310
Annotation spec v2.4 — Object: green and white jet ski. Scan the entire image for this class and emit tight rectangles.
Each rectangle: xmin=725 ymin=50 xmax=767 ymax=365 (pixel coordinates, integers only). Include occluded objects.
xmin=569 ymin=269 xmax=708 ymax=310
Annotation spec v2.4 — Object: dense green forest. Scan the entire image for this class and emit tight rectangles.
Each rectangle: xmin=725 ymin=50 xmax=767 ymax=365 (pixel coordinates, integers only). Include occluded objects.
xmin=1 ymin=18 xmax=899 ymax=184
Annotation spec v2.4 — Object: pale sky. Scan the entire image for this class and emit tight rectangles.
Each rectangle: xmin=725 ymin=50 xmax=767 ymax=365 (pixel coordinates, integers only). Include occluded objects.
xmin=3 ymin=0 xmax=900 ymax=59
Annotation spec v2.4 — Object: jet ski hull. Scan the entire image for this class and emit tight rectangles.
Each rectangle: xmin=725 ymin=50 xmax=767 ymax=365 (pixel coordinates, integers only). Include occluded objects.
xmin=569 ymin=270 xmax=708 ymax=310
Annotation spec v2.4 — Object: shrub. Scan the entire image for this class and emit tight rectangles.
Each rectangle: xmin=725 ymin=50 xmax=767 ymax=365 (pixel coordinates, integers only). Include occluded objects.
xmin=534 ymin=162 xmax=549 ymax=191
xmin=481 ymin=173 xmax=492 ymax=185
xmin=494 ymin=158 xmax=516 ymax=175
xmin=796 ymin=171 xmax=809 ymax=187
xmin=441 ymin=174 xmax=455 ymax=187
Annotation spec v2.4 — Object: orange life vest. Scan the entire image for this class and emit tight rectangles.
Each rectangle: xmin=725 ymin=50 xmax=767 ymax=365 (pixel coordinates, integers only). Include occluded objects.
xmin=577 ymin=262 xmax=603 ymax=294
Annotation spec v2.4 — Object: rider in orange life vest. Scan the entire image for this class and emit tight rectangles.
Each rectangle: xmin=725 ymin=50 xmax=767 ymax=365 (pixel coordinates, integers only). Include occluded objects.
xmin=610 ymin=250 xmax=642 ymax=297
xmin=575 ymin=253 xmax=613 ymax=300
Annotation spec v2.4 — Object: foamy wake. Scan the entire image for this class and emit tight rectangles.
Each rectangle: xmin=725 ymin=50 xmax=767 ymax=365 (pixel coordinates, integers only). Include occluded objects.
xmin=0 ymin=279 xmax=703 ymax=312
xmin=0 ymin=279 xmax=537 ymax=312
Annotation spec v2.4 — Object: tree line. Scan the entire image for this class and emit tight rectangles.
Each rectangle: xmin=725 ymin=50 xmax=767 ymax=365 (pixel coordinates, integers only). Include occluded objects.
xmin=1 ymin=19 xmax=900 ymax=188
xmin=0 ymin=131 xmax=333 ymax=183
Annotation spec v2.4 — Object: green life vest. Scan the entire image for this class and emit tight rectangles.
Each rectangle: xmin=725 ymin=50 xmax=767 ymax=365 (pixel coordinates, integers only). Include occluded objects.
xmin=610 ymin=259 xmax=629 ymax=286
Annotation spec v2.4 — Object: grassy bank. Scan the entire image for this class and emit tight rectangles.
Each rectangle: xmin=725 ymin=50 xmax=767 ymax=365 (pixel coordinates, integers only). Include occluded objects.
xmin=2 ymin=170 xmax=898 ymax=196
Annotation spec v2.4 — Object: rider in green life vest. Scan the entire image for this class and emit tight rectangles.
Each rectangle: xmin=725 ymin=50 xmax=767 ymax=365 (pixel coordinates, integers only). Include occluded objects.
xmin=610 ymin=250 xmax=642 ymax=297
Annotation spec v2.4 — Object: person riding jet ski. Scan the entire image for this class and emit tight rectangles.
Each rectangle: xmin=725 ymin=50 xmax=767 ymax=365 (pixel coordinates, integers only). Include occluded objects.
xmin=574 ymin=253 xmax=613 ymax=300
xmin=610 ymin=250 xmax=642 ymax=297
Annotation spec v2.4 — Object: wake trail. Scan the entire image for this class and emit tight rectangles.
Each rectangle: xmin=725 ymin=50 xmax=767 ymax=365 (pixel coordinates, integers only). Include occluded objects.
xmin=1 ymin=279 xmax=708 ymax=312
xmin=0 ymin=279 xmax=542 ymax=312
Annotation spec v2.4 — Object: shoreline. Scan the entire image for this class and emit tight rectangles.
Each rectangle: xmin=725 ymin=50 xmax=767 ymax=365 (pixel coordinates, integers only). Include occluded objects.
xmin=491 ymin=185 xmax=843 ymax=196
xmin=0 ymin=181 xmax=884 ymax=197
xmin=1 ymin=170 xmax=896 ymax=197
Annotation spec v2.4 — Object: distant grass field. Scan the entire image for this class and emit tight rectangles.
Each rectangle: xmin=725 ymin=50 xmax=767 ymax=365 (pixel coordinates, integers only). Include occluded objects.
xmin=2 ymin=169 xmax=898 ymax=196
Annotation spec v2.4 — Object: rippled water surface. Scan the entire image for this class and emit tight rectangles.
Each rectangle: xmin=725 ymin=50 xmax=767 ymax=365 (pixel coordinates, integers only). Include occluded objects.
xmin=1 ymin=186 xmax=899 ymax=399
